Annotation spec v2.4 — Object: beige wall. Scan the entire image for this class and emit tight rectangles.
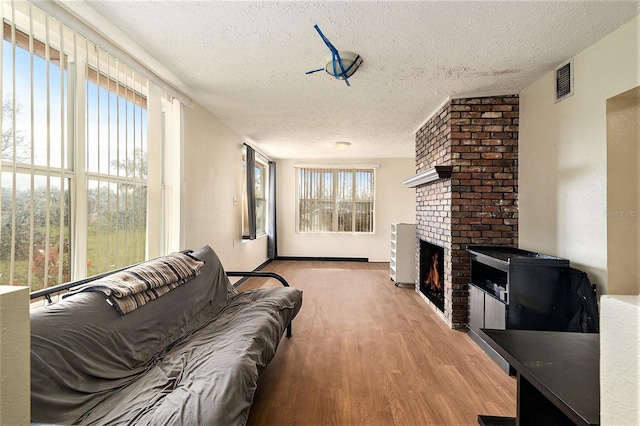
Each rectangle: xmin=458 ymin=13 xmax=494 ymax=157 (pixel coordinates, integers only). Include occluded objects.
xmin=519 ymin=15 xmax=640 ymax=294
xmin=276 ymin=158 xmax=416 ymax=262
xmin=519 ymin=16 xmax=640 ymax=421
xmin=607 ymin=87 xmax=640 ymax=295
xmin=181 ymin=102 xmax=267 ymax=271
xmin=180 ymin=104 xmax=416 ymax=267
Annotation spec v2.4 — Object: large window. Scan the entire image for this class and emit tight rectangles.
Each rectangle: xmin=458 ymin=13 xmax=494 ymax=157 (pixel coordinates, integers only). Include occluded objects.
xmin=0 ymin=1 xmax=179 ymax=293
xmin=85 ymin=60 xmax=148 ymax=276
xmin=296 ymin=167 xmax=374 ymax=233
xmin=1 ymin=18 xmax=71 ymax=290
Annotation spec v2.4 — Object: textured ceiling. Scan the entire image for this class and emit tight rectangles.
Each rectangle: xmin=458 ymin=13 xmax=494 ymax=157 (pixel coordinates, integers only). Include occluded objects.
xmin=70 ymin=1 xmax=639 ymax=160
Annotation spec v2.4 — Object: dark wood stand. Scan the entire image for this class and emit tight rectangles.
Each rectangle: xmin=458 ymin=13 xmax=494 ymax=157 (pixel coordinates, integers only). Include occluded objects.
xmin=478 ymin=329 xmax=599 ymax=426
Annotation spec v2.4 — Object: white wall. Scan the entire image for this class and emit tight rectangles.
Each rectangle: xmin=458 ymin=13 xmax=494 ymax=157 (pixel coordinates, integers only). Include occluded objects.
xmin=276 ymin=158 xmax=416 ymax=262
xmin=181 ymin=102 xmax=267 ymax=271
xmin=519 ymin=15 xmax=640 ymax=294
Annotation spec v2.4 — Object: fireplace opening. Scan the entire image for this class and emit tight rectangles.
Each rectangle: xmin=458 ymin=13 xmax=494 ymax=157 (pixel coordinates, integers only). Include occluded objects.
xmin=420 ymin=240 xmax=445 ymax=312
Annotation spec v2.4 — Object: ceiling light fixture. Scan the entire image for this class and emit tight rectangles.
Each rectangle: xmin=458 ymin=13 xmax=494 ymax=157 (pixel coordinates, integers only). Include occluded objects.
xmin=306 ymin=25 xmax=363 ymax=87
xmin=334 ymin=141 xmax=351 ymax=152
xmin=322 ymin=51 xmax=363 ymax=81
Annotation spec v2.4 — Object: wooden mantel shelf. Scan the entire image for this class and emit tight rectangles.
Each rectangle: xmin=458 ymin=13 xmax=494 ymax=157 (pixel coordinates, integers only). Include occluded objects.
xmin=402 ymin=166 xmax=453 ymax=188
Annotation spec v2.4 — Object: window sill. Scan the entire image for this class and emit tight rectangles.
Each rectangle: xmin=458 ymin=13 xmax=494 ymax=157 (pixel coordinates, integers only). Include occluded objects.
xmin=296 ymin=231 xmax=375 ymax=235
xmin=241 ymin=233 xmax=267 ymax=242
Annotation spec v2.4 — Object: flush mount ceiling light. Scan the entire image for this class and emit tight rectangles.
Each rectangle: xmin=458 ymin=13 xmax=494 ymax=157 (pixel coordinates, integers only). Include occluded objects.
xmin=334 ymin=141 xmax=351 ymax=151
xmin=321 ymin=51 xmax=362 ymax=81
xmin=306 ymin=25 xmax=363 ymax=87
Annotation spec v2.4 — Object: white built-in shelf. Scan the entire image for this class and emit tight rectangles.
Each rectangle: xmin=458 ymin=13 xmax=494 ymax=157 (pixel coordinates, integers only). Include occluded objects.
xmin=390 ymin=223 xmax=416 ymax=286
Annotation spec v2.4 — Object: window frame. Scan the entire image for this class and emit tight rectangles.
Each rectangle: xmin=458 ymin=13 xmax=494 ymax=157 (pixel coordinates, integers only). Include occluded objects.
xmin=241 ymin=145 xmax=269 ymax=239
xmin=254 ymin=156 xmax=267 ymax=236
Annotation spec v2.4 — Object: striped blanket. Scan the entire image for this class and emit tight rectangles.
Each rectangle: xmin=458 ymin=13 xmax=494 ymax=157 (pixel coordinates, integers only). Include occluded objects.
xmin=65 ymin=252 xmax=205 ymax=315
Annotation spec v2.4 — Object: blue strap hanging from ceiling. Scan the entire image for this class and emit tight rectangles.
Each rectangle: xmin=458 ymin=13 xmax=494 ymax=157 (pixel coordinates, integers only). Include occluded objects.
xmin=306 ymin=25 xmax=354 ymax=87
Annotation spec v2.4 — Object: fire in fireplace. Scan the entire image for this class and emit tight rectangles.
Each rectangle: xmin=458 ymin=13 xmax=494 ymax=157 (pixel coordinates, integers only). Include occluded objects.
xmin=420 ymin=240 xmax=445 ymax=312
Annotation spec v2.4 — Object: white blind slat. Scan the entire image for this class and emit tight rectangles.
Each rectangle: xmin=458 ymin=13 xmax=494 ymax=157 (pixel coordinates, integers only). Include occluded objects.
xmin=296 ymin=166 xmax=375 ymax=234
xmin=30 ymin=0 xmax=192 ymax=108
xmin=1 ymin=0 xmax=168 ymax=291
xmin=27 ymin=5 xmax=36 ymax=289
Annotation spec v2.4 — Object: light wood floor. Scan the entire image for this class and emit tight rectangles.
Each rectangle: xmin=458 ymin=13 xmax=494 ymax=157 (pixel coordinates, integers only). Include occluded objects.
xmin=238 ymin=260 xmax=516 ymax=426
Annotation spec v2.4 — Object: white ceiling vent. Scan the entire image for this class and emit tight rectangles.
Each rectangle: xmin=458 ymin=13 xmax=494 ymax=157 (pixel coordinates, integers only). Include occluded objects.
xmin=555 ymin=59 xmax=574 ymax=103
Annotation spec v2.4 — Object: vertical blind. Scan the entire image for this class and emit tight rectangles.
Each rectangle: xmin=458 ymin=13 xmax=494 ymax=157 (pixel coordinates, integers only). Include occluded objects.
xmin=84 ymin=44 xmax=149 ymax=276
xmin=296 ymin=167 xmax=374 ymax=233
xmin=1 ymin=3 xmax=71 ymax=290
xmin=0 ymin=0 xmax=176 ymax=293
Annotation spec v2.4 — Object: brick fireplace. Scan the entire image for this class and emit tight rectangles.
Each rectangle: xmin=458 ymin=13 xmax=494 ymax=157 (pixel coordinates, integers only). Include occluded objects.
xmin=409 ymin=95 xmax=519 ymax=329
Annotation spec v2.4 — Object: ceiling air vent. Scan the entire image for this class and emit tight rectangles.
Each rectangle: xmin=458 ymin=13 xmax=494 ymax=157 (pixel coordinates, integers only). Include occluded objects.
xmin=555 ymin=59 xmax=574 ymax=103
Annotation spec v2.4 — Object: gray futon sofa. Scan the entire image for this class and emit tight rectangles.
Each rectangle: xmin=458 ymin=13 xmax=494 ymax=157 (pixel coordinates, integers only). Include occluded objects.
xmin=30 ymin=245 xmax=303 ymax=425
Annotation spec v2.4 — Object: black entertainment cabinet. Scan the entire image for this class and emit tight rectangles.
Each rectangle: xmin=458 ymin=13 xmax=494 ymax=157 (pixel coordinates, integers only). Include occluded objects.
xmin=466 ymin=246 xmax=570 ymax=371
